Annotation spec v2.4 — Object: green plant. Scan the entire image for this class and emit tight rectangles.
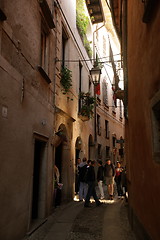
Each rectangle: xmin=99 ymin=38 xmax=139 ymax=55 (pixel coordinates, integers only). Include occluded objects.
xmin=79 ymin=92 xmax=96 ymax=119
xmin=76 ymin=10 xmax=89 ymax=36
xmin=76 ymin=0 xmax=92 ymax=58
xmin=60 ymin=66 xmax=72 ymax=94
xmin=83 ymin=36 xmax=92 ymax=58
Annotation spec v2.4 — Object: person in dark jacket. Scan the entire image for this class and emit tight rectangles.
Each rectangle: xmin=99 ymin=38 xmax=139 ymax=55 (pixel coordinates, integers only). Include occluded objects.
xmin=97 ymin=160 xmax=104 ymax=199
xmin=84 ymin=160 xmax=102 ymax=207
xmin=104 ymin=159 xmax=115 ymax=200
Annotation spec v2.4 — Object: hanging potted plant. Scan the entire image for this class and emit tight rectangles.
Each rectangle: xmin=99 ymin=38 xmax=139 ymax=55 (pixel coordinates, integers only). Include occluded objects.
xmin=78 ymin=92 xmax=96 ymax=121
xmin=60 ymin=66 xmax=72 ymax=94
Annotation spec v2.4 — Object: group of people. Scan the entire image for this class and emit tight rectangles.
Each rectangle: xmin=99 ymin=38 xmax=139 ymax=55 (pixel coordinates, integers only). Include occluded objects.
xmin=76 ymin=157 xmax=103 ymax=207
xmin=76 ymin=158 xmax=127 ymax=206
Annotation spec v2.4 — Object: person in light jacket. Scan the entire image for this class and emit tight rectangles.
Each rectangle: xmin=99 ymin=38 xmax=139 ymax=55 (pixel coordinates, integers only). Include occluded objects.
xmin=104 ymin=159 xmax=115 ymax=200
xmin=97 ymin=160 xmax=105 ymax=200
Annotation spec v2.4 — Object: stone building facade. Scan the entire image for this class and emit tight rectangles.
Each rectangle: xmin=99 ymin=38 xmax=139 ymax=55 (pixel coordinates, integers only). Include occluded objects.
xmin=0 ymin=1 xmax=56 ymax=239
xmin=108 ymin=0 xmax=160 ymax=239
xmin=0 ymin=0 xmax=124 ymax=239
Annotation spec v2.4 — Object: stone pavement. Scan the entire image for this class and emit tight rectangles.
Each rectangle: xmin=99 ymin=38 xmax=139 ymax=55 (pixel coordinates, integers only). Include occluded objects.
xmin=23 ymin=196 xmax=137 ymax=240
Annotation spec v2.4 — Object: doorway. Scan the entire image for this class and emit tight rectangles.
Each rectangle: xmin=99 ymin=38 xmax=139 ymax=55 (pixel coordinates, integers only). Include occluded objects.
xmin=54 ymin=143 xmax=63 ymax=206
xmin=32 ymin=139 xmax=46 ymax=220
xmin=55 ymin=143 xmax=62 ymax=182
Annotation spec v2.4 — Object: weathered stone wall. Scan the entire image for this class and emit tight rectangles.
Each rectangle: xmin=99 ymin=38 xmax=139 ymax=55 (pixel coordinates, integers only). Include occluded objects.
xmin=127 ymin=1 xmax=160 ymax=239
xmin=0 ymin=0 xmax=55 ymax=239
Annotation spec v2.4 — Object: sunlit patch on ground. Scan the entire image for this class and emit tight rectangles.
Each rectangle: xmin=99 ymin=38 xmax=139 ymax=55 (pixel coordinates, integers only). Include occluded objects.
xmin=73 ymin=184 xmax=128 ymax=204
xmin=74 ymin=195 xmax=117 ymax=204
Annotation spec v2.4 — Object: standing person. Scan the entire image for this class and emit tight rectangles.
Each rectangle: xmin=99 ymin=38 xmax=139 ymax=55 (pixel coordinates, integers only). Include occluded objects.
xmin=97 ymin=160 xmax=105 ymax=200
xmin=115 ymin=162 xmax=123 ymax=198
xmin=54 ymin=165 xmax=61 ymax=207
xmin=84 ymin=160 xmax=102 ymax=207
xmin=54 ymin=165 xmax=60 ymax=186
xmin=75 ymin=157 xmax=81 ymax=195
xmin=121 ymin=166 xmax=128 ymax=201
xmin=78 ymin=157 xmax=88 ymax=201
xmin=104 ymin=159 xmax=115 ymax=200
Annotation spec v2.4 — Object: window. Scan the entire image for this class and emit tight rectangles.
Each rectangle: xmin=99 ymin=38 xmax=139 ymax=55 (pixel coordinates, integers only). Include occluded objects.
xmin=112 ymin=136 xmax=116 ymax=148
xmin=105 ymin=120 xmax=109 ymax=138
xmin=97 ymin=114 xmax=101 ymax=135
xmin=0 ymin=1 xmax=6 ymax=21
xmin=98 ymin=144 xmax=102 ymax=159
xmin=112 ymin=96 xmax=116 ymax=113
xmin=38 ymin=18 xmax=51 ymax=84
xmin=39 ymin=0 xmax=55 ymax=29
xmin=41 ymin=27 xmax=49 ymax=73
xmin=119 ymin=100 xmax=122 ymax=119
xmin=62 ymin=28 xmax=68 ymax=66
xmin=102 ymin=80 xmax=108 ymax=106
xmin=106 ymin=146 xmax=110 ymax=158
xmin=152 ymin=100 xmax=160 ymax=163
xmin=142 ymin=0 xmax=157 ymax=23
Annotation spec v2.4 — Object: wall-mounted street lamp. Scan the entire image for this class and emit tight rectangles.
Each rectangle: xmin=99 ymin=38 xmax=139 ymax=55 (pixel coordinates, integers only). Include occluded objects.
xmin=90 ymin=64 xmax=101 ymax=86
xmin=89 ymin=62 xmax=102 ymax=146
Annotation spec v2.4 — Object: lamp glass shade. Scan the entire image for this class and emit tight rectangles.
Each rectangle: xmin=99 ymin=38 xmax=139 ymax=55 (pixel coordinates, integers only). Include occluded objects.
xmin=90 ymin=66 xmax=101 ymax=86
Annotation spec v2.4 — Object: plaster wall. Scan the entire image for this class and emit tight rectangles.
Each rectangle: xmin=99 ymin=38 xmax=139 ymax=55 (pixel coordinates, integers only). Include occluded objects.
xmin=127 ymin=1 xmax=160 ymax=239
xmin=0 ymin=1 xmax=55 ymax=239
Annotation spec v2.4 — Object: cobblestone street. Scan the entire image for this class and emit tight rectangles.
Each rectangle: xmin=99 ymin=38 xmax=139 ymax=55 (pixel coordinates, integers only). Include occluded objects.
xmin=23 ymin=196 xmax=137 ymax=240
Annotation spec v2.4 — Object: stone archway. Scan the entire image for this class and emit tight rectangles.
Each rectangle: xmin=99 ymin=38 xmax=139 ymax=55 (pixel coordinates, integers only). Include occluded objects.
xmin=54 ymin=124 xmax=72 ymax=204
xmin=75 ymin=136 xmax=82 ymax=160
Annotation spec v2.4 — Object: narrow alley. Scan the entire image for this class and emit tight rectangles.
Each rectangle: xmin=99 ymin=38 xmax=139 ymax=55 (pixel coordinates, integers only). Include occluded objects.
xmin=1 ymin=0 xmax=160 ymax=240
xmin=22 ymin=186 xmax=136 ymax=240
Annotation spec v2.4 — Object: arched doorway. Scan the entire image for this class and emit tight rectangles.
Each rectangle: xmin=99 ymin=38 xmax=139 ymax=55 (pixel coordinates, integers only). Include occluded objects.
xmin=54 ymin=124 xmax=68 ymax=206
